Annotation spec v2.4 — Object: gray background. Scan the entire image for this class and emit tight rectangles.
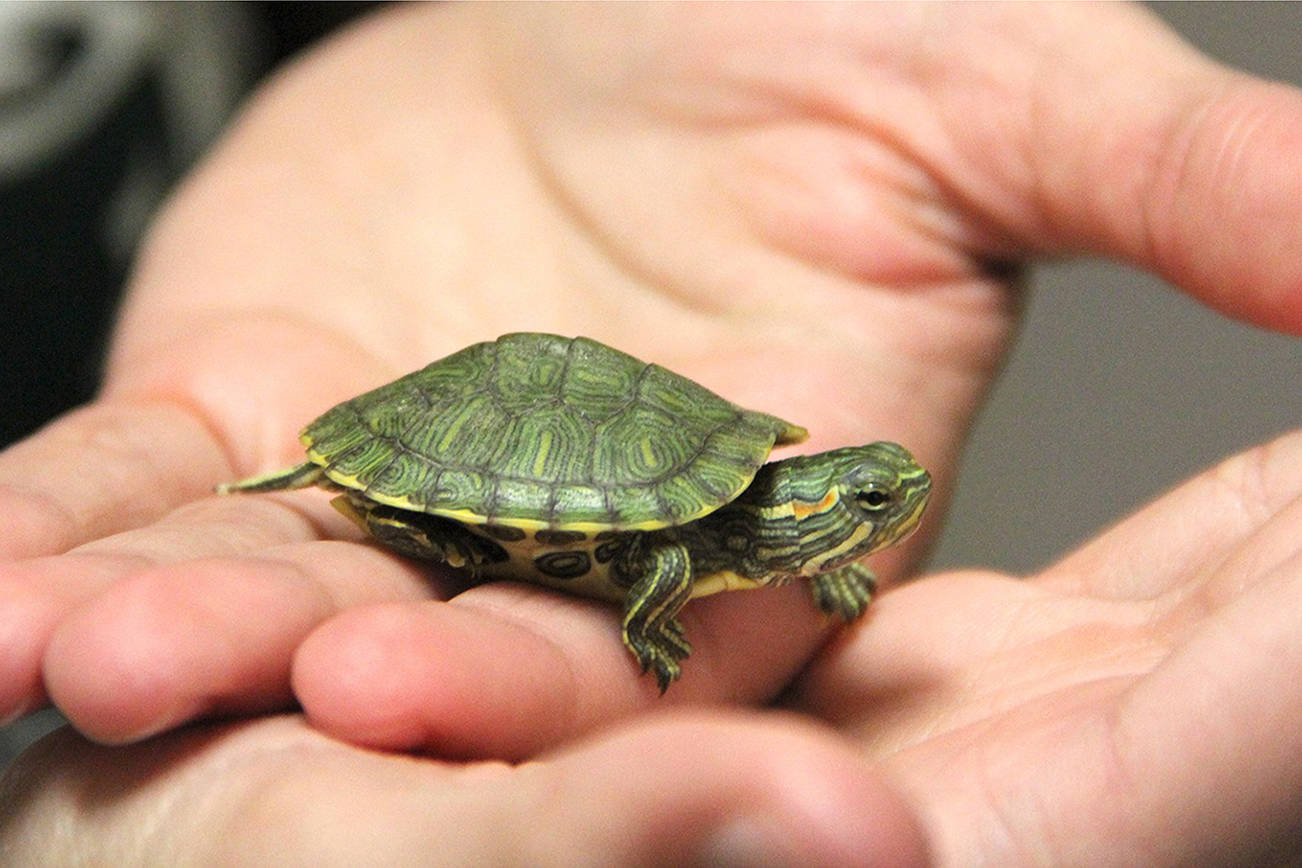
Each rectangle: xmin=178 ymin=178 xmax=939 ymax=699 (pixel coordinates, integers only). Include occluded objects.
xmin=3 ymin=2 xmax=1301 ymax=769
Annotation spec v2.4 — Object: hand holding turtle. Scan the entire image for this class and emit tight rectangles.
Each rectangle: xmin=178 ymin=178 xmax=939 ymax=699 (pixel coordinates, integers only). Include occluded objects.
xmin=6 ymin=430 xmax=1301 ymax=864
xmin=2 ymin=2 xmax=1301 ymax=759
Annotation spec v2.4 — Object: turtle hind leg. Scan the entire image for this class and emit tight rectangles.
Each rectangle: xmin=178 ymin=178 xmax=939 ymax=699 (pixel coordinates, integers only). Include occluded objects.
xmin=333 ymin=495 xmax=508 ymax=573
xmin=621 ymin=542 xmax=695 ymax=693
xmin=216 ymin=462 xmax=324 ymax=495
xmin=810 ymin=562 xmax=877 ymax=621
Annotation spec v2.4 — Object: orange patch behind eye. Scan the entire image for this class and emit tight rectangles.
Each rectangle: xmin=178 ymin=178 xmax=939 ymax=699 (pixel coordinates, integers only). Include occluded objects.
xmin=791 ymin=489 xmax=839 ymax=520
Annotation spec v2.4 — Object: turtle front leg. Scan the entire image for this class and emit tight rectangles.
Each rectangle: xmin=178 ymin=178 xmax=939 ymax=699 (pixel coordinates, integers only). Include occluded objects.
xmin=622 ymin=542 xmax=695 ymax=693
xmin=810 ymin=562 xmax=877 ymax=621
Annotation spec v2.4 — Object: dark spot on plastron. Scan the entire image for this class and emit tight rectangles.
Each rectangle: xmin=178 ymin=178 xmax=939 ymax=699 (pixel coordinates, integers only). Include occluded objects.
xmin=535 ymin=529 xmax=587 ymax=546
xmin=534 ymin=550 xmax=592 ymax=579
xmin=594 ymin=538 xmax=625 ymax=564
xmin=483 ymin=524 xmax=528 ymax=542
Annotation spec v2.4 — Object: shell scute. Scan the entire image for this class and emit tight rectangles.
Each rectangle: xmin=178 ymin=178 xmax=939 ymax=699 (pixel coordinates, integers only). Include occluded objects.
xmin=492 ymin=339 xmax=565 ymax=415
xmin=549 ymin=483 xmax=611 ymax=527
xmin=605 ymin=483 xmax=665 ymax=528
xmin=491 ymin=406 xmax=590 ymax=484
xmin=561 ymin=356 xmax=639 ymax=424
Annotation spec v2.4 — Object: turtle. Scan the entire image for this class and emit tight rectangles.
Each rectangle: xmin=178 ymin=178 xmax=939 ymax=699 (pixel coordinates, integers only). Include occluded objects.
xmin=217 ymin=332 xmax=931 ymax=691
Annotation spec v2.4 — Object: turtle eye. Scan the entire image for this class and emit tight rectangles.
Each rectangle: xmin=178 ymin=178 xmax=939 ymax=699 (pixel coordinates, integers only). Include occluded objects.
xmin=855 ymin=485 xmax=893 ymax=511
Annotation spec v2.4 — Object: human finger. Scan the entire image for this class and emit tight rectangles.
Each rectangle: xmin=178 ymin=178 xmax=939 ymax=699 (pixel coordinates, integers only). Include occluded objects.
xmin=0 ymin=712 xmax=928 ymax=867
xmin=0 ymin=401 xmax=229 ymax=560
xmin=292 ymin=581 xmax=834 ymax=760
xmin=39 ymin=533 xmax=445 ymax=745
xmin=945 ymin=4 xmax=1302 ymax=333
xmin=0 ymin=492 xmax=341 ymax=723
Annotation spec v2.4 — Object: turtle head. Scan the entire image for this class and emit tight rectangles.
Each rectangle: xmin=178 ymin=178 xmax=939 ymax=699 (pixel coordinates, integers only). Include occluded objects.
xmin=778 ymin=442 xmax=931 ymax=575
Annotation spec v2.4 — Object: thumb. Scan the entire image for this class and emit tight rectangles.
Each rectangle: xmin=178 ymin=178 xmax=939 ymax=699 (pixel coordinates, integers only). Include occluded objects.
xmin=531 ymin=712 xmax=931 ymax=866
xmin=952 ymin=4 xmax=1302 ymax=334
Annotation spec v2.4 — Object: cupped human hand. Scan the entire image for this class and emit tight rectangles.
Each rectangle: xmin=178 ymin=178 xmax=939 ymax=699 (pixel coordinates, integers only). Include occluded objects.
xmin=5 ymin=430 xmax=1299 ymax=865
xmin=791 ymin=428 xmax=1302 ymax=864
xmin=3 ymin=2 xmax=1301 ymax=754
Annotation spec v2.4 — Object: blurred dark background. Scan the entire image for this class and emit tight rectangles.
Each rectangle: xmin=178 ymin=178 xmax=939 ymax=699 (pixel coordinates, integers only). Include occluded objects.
xmin=1 ymin=2 xmax=374 ymax=448
xmin=2 ymin=3 xmax=1300 ymax=768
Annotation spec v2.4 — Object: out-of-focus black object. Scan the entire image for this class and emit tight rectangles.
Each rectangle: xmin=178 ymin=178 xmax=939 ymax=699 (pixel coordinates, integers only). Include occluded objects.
xmin=0 ymin=0 xmax=376 ymax=772
xmin=0 ymin=2 xmax=375 ymax=449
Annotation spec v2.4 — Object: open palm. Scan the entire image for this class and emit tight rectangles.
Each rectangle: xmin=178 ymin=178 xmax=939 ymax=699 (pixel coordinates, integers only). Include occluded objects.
xmin=3 ymin=5 xmax=1302 ymax=860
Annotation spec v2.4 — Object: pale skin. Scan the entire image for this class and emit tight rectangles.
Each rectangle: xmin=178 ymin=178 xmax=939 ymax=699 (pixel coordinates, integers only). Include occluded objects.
xmin=2 ymin=3 xmax=1302 ymax=864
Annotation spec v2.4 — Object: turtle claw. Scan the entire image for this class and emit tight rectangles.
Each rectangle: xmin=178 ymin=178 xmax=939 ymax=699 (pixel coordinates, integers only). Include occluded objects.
xmin=651 ymin=659 xmax=680 ymax=695
xmin=624 ymin=617 xmax=692 ymax=692
xmin=641 ymin=646 xmax=685 ymax=694
xmin=811 ymin=563 xmax=877 ymax=622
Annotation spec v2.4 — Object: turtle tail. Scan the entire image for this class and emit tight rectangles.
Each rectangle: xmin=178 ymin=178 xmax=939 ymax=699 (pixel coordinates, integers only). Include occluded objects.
xmin=215 ymin=462 xmax=324 ymax=495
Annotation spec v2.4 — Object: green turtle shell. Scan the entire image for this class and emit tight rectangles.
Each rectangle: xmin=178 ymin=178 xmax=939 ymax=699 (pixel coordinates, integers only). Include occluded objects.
xmin=301 ymin=333 xmax=807 ymax=533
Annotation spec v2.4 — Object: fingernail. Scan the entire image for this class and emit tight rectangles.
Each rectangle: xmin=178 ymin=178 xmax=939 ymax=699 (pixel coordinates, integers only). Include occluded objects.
xmin=698 ymin=814 xmax=805 ymax=868
xmin=699 ymin=809 xmax=928 ymax=868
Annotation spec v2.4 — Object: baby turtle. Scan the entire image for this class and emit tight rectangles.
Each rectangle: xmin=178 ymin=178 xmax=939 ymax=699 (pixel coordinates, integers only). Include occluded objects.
xmin=218 ymin=332 xmax=931 ymax=691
